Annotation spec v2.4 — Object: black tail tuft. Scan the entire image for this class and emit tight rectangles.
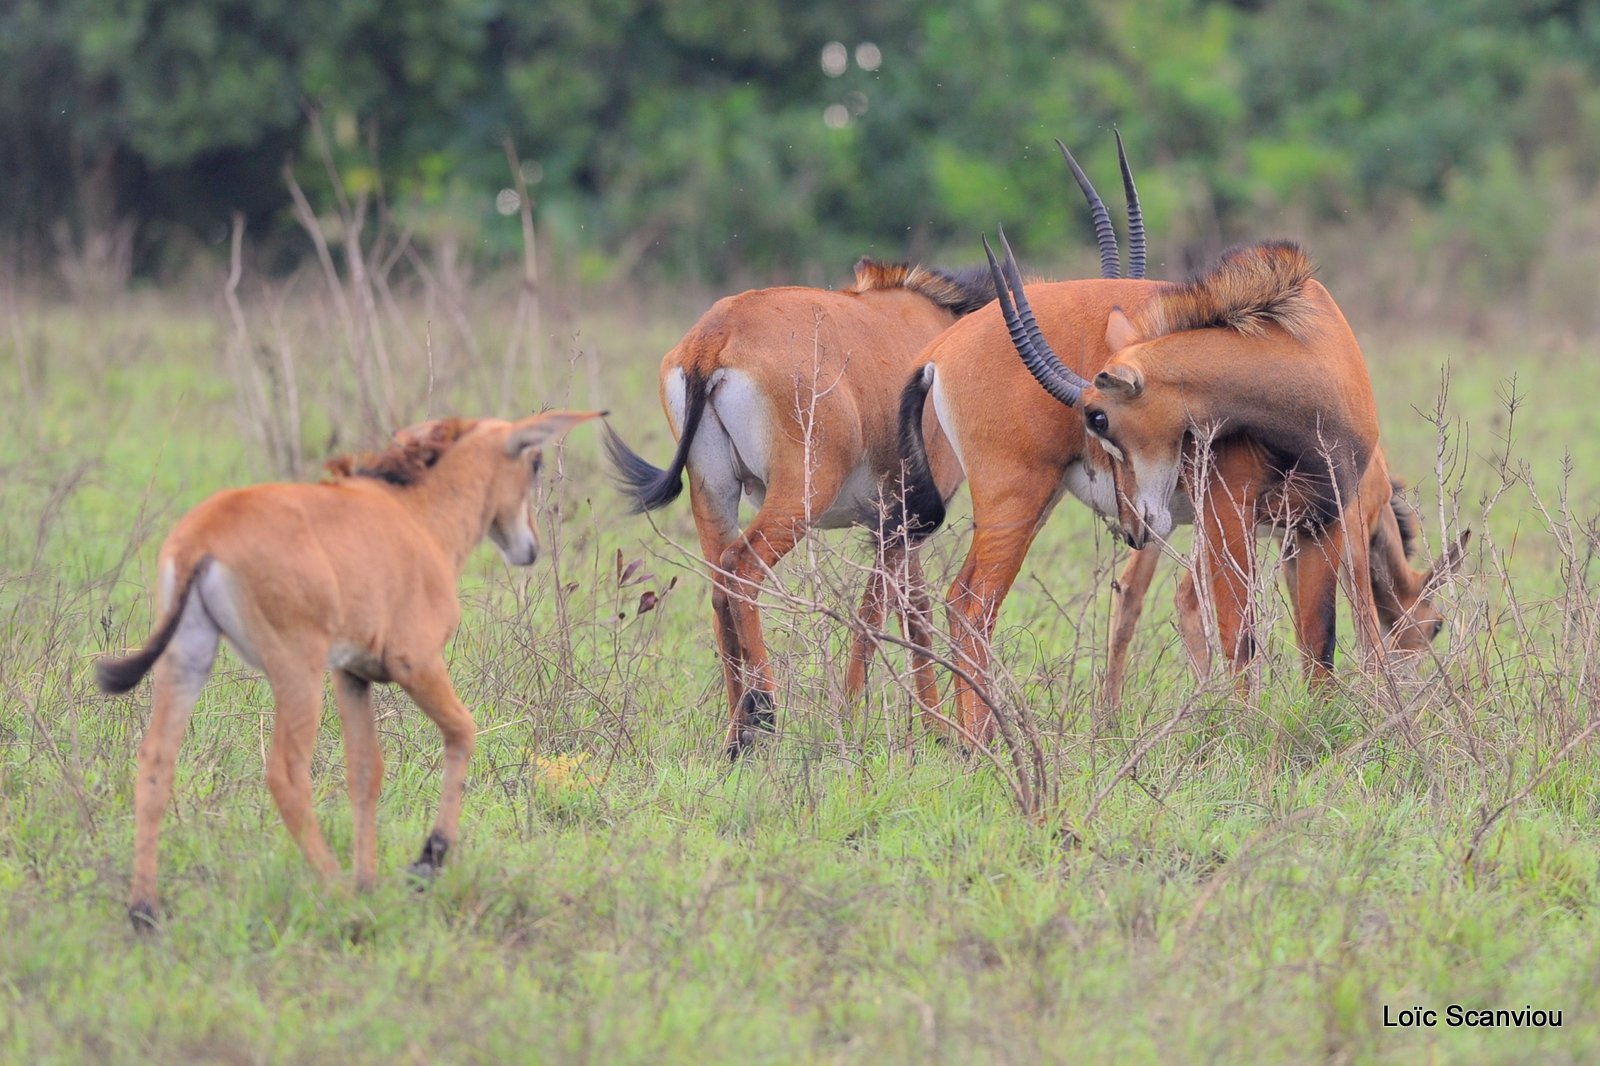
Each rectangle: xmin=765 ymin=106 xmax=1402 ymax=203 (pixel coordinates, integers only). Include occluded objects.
xmin=879 ymin=366 xmax=948 ymax=545
xmin=97 ymin=558 xmax=210 ymax=694
xmin=604 ymin=372 xmax=709 ymax=514
xmin=97 ymin=647 xmax=165 ymax=695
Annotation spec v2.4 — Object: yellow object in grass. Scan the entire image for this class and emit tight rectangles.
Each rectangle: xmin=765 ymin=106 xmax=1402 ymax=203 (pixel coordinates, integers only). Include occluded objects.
xmin=535 ymin=752 xmax=594 ymax=791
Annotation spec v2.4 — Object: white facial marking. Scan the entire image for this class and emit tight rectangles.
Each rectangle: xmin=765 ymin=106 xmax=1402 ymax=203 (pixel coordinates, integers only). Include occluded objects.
xmin=1131 ymin=451 xmax=1183 ymax=539
xmin=1095 ymin=435 xmax=1126 ymax=463
xmin=494 ymin=492 xmax=540 ymax=566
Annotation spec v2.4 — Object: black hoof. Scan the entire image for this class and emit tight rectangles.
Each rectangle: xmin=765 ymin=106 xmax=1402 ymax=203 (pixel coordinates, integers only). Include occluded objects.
xmin=344 ymin=917 xmax=377 ymax=945
xmin=407 ymin=831 xmax=449 ymax=888
xmin=725 ymin=690 xmax=777 ymax=759
xmin=128 ymin=901 xmax=160 ymax=934
xmin=743 ymin=689 xmax=776 ymax=732
xmin=724 ymin=728 xmax=755 ymax=760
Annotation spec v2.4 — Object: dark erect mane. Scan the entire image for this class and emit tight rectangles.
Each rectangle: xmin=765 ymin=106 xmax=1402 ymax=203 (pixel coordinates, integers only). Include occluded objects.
xmin=1389 ymin=478 xmax=1420 ymax=559
xmin=324 ymin=417 xmax=478 ymax=487
xmin=1131 ymin=240 xmax=1318 ymax=343
xmin=850 ymin=257 xmax=996 ymax=317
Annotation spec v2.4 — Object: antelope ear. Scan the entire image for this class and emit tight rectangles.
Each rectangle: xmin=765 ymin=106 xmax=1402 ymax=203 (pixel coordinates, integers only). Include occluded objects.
xmin=1093 ymin=364 xmax=1143 ymax=400
xmin=1421 ymin=529 xmax=1471 ymax=594
xmin=1428 ymin=529 xmax=1471 ymax=582
xmin=1105 ymin=307 xmax=1140 ymax=353
xmin=504 ymin=409 xmax=607 ymax=457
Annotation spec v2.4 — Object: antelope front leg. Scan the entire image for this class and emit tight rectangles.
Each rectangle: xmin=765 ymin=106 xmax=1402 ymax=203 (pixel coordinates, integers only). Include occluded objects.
xmin=1173 ymin=571 xmax=1213 ymax=680
xmin=898 ymin=545 xmax=941 ymax=722
xmin=851 ymin=539 xmax=940 ymax=720
xmin=1337 ymin=506 xmax=1388 ymax=671
xmin=1101 ymin=546 xmax=1161 ymax=717
xmin=1194 ymin=452 xmax=1263 ymax=693
xmin=395 ymin=657 xmax=477 ymax=879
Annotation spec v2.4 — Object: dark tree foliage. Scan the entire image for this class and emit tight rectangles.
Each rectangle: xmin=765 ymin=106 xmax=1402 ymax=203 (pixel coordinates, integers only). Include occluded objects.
xmin=4 ymin=0 xmax=1599 ymax=281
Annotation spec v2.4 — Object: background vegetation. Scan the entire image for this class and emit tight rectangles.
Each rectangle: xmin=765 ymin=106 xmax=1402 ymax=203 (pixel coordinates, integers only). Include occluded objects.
xmin=8 ymin=0 xmax=1600 ymax=323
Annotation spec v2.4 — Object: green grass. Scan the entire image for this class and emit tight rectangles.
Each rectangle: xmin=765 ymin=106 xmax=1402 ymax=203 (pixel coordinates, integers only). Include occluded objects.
xmin=2 ymin=284 xmax=1598 ymax=1063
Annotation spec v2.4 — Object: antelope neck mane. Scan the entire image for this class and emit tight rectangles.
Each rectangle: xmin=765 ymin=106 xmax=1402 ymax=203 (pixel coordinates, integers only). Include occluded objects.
xmin=1131 ymin=240 xmax=1318 ymax=343
xmin=1388 ymin=479 xmax=1420 ymax=559
xmin=850 ymin=256 xmax=996 ymax=317
xmin=323 ymin=417 xmax=479 ymax=487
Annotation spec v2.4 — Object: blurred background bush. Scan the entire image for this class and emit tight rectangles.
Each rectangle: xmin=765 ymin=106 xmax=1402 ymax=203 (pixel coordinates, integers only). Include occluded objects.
xmin=5 ymin=0 xmax=1599 ymax=332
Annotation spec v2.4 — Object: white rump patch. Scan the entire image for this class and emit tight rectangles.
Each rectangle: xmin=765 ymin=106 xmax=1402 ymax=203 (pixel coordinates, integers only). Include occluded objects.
xmin=927 ymin=366 xmax=968 ymax=476
xmin=705 ymin=368 xmax=775 ymax=514
xmin=197 ymin=562 xmax=263 ymax=670
xmin=664 ymin=366 xmax=754 ymax=533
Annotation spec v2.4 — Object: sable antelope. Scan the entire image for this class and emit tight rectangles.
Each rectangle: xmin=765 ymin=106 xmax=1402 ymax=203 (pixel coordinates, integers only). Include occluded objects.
xmin=995 ymin=237 xmax=1391 ymax=671
xmin=1101 ymin=451 xmax=1467 ymax=703
xmin=894 ymin=144 xmax=1446 ymax=741
xmin=97 ymin=410 xmax=602 ymax=928
xmin=604 ymin=261 xmax=994 ymax=755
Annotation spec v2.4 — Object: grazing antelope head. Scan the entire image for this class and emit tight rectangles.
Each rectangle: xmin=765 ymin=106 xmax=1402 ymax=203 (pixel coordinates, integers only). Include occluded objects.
xmin=1079 ymin=310 xmax=1182 ymax=549
xmin=1373 ymin=497 xmax=1470 ymax=656
xmin=991 ymin=237 xmax=1344 ymax=550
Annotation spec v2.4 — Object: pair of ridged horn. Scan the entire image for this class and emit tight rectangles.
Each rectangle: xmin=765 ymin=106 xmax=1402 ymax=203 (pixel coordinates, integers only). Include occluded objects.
xmin=1061 ymin=130 xmax=1145 ymax=281
xmin=984 ymin=131 xmax=1146 ymax=408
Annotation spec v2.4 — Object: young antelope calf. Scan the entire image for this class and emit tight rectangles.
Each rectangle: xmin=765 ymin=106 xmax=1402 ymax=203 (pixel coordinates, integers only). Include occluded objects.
xmin=98 ymin=410 xmax=601 ymax=928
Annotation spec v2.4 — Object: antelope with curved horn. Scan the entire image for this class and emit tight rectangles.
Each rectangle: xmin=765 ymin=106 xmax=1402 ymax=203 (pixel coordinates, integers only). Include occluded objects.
xmin=894 ymin=141 xmax=1453 ymax=741
xmin=603 ymin=259 xmax=995 ymax=756
xmin=97 ymin=410 xmax=603 ymax=928
xmin=999 ymin=237 xmax=1389 ymax=668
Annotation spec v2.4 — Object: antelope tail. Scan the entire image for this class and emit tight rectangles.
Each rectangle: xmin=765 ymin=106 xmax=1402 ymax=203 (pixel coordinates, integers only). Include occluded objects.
xmin=97 ymin=556 xmax=213 ymax=694
xmin=881 ymin=365 xmax=947 ymax=545
xmin=604 ymin=370 xmax=710 ymax=514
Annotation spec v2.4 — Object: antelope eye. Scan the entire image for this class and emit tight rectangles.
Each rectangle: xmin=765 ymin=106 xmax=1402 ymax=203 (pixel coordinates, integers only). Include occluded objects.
xmin=1087 ymin=409 xmax=1109 ymax=436
xmin=531 ymin=454 xmax=543 ymax=475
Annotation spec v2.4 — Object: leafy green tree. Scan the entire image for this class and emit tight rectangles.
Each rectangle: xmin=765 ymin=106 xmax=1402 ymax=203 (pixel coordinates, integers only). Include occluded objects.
xmin=4 ymin=0 xmax=1600 ymax=283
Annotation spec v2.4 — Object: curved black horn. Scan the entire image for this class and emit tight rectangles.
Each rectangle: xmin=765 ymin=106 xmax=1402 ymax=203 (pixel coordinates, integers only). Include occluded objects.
xmin=1115 ymin=129 xmax=1146 ymax=280
xmin=983 ymin=230 xmax=1092 ymax=408
xmin=996 ymin=225 xmax=1059 ymax=379
xmin=1057 ymin=138 xmax=1120 ymax=279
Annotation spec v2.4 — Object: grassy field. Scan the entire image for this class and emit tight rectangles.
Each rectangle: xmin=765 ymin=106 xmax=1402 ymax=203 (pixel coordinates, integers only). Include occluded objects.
xmin=2 ymin=272 xmax=1598 ymax=1064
